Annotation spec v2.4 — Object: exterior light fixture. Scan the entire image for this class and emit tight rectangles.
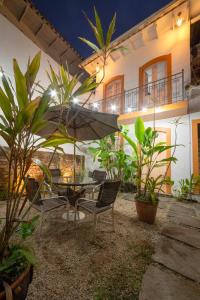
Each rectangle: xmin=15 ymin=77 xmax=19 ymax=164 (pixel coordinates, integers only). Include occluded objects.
xmin=50 ymin=89 xmax=57 ymax=98
xmin=96 ymin=63 xmax=100 ymax=73
xmin=127 ymin=107 xmax=132 ymax=112
xmin=93 ymin=102 xmax=98 ymax=108
xmin=155 ymin=107 xmax=162 ymax=113
xmin=176 ymin=12 xmax=183 ymax=27
xmin=73 ymin=97 xmax=79 ymax=104
xmin=111 ymin=104 xmax=116 ymax=112
xmin=142 ymin=107 xmax=147 ymax=112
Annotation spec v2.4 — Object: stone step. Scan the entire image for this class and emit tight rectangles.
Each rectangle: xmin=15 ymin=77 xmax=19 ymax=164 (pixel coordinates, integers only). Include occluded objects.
xmin=153 ymin=237 xmax=200 ymax=282
xmin=140 ymin=265 xmax=200 ymax=300
xmin=161 ymin=225 xmax=200 ymax=249
xmin=169 ymin=214 xmax=200 ymax=229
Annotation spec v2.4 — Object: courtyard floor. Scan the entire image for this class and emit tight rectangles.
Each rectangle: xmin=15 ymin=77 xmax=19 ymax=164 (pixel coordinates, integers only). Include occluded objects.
xmin=1 ymin=194 xmax=200 ymax=299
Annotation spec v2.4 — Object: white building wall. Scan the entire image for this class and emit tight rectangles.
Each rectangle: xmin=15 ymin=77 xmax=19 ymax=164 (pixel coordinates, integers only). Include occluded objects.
xmin=124 ymin=111 xmax=200 ymax=189
xmin=93 ymin=21 xmax=190 ymax=103
xmin=0 ymin=14 xmax=82 ymax=155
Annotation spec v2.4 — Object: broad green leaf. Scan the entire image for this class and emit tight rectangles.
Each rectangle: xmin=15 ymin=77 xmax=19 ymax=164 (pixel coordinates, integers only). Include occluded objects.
xmin=31 ymin=119 xmax=48 ymax=134
xmin=83 ymin=11 xmax=104 ymax=48
xmin=33 ymin=158 xmax=51 ymax=181
xmin=94 ymin=7 xmax=104 ymax=47
xmin=79 ymin=37 xmax=100 ymax=53
xmin=60 ymin=65 xmax=69 ymax=87
xmin=40 ymin=137 xmax=72 ymax=148
xmin=0 ymin=87 xmax=12 ymax=121
xmin=135 ymin=117 xmax=145 ymax=144
xmin=106 ymin=13 xmax=116 ymax=46
xmin=122 ymin=132 xmax=138 ymax=159
xmin=2 ymin=75 xmax=14 ymax=105
xmin=31 ymin=91 xmax=49 ymax=129
xmin=13 ymin=58 xmax=28 ymax=109
xmin=25 ymin=52 xmax=41 ymax=89
xmin=25 ymin=97 xmax=40 ymax=119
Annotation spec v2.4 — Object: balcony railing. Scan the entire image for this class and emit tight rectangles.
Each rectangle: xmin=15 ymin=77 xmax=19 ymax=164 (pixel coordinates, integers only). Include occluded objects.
xmin=88 ymin=71 xmax=184 ymax=114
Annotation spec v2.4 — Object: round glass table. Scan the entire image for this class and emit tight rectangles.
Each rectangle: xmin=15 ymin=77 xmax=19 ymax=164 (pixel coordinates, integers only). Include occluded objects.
xmin=52 ymin=176 xmax=97 ymax=221
xmin=52 ymin=176 xmax=97 ymax=187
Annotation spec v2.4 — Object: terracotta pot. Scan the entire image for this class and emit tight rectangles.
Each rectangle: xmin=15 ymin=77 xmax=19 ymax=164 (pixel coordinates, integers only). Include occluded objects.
xmin=135 ymin=200 xmax=158 ymax=224
xmin=0 ymin=266 xmax=33 ymax=300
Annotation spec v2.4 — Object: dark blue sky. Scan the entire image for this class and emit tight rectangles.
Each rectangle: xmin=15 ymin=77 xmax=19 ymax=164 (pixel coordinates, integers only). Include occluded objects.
xmin=32 ymin=0 xmax=172 ymax=58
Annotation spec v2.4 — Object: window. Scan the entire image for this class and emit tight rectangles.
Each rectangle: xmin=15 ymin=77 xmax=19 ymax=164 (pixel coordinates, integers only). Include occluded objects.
xmin=104 ymin=75 xmax=124 ymax=113
xmin=139 ymin=55 xmax=171 ymax=108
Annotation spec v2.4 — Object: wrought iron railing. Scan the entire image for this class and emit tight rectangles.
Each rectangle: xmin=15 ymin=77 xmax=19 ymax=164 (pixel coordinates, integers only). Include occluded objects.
xmin=88 ymin=71 xmax=185 ymax=114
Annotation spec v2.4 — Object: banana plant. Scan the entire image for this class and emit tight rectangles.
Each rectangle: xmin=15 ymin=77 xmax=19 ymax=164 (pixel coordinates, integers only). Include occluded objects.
xmin=122 ymin=117 xmax=177 ymax=204
xmin=0 ymin=52 xmax=74 ymax=261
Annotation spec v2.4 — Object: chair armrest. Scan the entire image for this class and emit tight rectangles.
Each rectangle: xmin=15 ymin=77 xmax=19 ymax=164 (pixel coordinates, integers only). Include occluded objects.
xmin=92 ymin=183 xmax=102 ymax=193
xmin=76 ymin=197 xmax=97 ymax=204
xmin=40 ymin=195 xmax=68 ymax=203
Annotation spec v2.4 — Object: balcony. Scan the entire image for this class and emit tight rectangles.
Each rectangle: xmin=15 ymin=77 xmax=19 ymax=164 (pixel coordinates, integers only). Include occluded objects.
xmin=88 ymin=71 xmax=185 ymax=115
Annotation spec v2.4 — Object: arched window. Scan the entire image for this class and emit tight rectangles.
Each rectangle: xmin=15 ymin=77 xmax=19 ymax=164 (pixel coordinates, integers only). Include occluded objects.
xmin=139 ymin=54 xmax=172 ymax=108
xmin=103 ymin=75 xmax=124 ymax=113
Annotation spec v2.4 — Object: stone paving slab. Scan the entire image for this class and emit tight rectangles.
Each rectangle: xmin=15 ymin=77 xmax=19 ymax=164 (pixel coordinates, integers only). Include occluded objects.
xmin=162 ymin=225 xmax=200 ymax=248
xmin=169 ymin=215 xmax=200 ymax=229
xmin=153 ymin=237 xmax=200 ymax=282
xmin=168 ymin=203 xmax=197 ymax=217
xmin=140 ymin=265 xmax=200 ymax=300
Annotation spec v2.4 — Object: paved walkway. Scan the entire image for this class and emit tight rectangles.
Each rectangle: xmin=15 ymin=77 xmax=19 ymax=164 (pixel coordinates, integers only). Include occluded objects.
xmin=140 ymin=200 xmax=200 ymax=300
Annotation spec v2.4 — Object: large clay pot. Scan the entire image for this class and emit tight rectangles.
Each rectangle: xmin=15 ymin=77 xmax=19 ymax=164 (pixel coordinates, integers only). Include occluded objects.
xmin=135 ymin=200 xmax=158 ymax=224
xmin=0 ymin=266 xmax=33 ymax=300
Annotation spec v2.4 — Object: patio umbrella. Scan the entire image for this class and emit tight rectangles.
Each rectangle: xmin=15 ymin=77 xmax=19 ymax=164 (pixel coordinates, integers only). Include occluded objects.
xmin=39 ymin=104 xmax=119 ymax=179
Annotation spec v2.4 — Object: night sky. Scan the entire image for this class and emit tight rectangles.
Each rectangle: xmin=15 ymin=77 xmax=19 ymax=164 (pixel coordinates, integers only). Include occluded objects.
xmin=32 ymin=0 xmax=172 ymax=58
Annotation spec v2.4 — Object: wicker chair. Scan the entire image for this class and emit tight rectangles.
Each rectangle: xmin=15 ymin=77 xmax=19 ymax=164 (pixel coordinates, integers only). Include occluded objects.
xmin=85 ymin=170 xmax=107 ymax=199
xmin=25 ymin=177 xmax=68 ymax=236
xmin=76 ymin=180 xmax=121 ymax=234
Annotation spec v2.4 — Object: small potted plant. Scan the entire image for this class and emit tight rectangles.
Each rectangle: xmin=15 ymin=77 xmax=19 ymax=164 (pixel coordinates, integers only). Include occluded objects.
xmin=122 ymin=117 xmax=177 ymax=224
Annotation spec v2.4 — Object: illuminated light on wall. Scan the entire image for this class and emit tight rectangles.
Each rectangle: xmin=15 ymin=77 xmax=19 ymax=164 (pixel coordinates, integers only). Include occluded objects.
xmin=111 ymin=104 xmax=116 ymax=112
xmin=155 ymin=107 xmax=162 ymax=113
xmin=50 ymin=89 xmax=57 ymax=98
xmin=176 ymin=12 xmax=183 ymax=27
xmin=96 ymin=63 xmax=100 ymax=73
xmin=93 ymin=102 xmax=99 ymax=108
xmin=73 ymin=97 xmax=79 ymax=104
xmin=142 ymin=107 xmax=147 ymax=112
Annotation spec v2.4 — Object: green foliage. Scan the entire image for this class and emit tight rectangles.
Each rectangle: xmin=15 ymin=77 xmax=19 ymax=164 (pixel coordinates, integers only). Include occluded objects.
xmin=0 ymin=245 xmax=35 ymax=280
xmin=79 ymin=8 xmax=122 ymax=63
xmin=47 ymin=64 xmax=97 ymax=106
xmin=18 ymin=216 xmax=39 ymax=240
xmin=173 ymin=174 xmax=200 ymax=200
xmin=0 ymin=53 xmax=74 ymax=267
xmin=122 ymin=117 xmax=178 ymax=204
xmin=88 ymin=133 xmax=135 ymax=182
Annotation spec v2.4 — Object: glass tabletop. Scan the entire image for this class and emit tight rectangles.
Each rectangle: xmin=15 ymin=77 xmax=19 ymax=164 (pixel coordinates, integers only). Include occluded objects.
xmin=52 ymin=176 xmax=97 ymax=186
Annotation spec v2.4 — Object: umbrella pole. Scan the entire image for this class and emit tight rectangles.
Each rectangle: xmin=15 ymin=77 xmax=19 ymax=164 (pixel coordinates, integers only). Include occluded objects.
xmin=73 ymin=142 xmax=76 ymax=190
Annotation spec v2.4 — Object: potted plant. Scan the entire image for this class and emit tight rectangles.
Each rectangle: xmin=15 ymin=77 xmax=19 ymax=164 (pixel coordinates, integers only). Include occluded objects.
xmin=122 ymin=117 xmax=177 ymax=224
xmin=0 ymin=53 xmax=77 ymax=299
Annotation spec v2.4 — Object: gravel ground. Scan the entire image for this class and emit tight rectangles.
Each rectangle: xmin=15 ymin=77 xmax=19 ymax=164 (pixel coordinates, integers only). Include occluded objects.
xmin=0 ymin=193 xmax=174 ymax=300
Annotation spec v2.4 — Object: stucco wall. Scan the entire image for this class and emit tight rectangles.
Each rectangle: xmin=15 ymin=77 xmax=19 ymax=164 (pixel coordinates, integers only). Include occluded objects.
xmin=94 ymin=21 xmax=190 ymax=102
xmin=0 ymin=14 xmax=83 ymax=156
